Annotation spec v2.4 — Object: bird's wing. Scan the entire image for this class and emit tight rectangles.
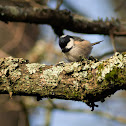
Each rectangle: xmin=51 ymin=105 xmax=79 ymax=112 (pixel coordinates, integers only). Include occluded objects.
xmin=74 ymin=40 xmax=91 ymax=48
xmin=72 ymin=36 xmax=85 ymax=41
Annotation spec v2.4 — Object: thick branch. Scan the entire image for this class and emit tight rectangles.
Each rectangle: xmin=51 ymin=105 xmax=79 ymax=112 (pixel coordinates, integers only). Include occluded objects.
xmin=0 ymin=1 xmax=125 ymax=36
xmin=0 ymin=52 xmax=126 ymax=109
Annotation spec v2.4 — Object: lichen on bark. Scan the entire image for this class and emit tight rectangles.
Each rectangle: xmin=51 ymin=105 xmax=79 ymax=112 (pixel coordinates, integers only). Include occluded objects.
xmin=0 ymin=52 xmax=125 ymax=110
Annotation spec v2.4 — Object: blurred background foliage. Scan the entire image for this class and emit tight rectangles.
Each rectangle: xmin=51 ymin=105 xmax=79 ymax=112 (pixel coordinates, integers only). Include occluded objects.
xmin=0 ymin=0 xmax=126 ymax=126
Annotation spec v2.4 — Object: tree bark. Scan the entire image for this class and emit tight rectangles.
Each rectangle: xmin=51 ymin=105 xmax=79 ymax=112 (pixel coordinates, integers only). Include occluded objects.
xmin=0 ymin=52 xmax=126 ymax=109
xmin=0 ymin=1 xmax=126 ymax=36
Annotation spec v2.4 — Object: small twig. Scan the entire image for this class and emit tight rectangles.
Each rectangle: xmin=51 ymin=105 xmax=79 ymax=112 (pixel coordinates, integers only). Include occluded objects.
xmin=48 ymin=98 xmax=57 ymax=108
xmin=56 ymin=0 xmax=63 ymax=10
xmin=115 ymin=0 xmax=126 ymax=11
xmin=25 ymin=99 xmax=126 ymax=124
xmin=114 ymin=31 xmax=126 ymax=36
xmin=45 ymin=108 xmax=52 ymax=126
xmin=110 ymin=33 xmax=117 ymax=53
xmin=96 ymin=48 xmax=126 ymax=60
xmin=19 ymin=98 xmax=30 ymax=126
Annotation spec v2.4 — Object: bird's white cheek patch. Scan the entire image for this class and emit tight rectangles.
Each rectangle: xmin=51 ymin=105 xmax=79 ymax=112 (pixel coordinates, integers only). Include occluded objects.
xmin=66 ymin=38 xmax=74 ymax=49
xmin=60 ymin=35 xmax=67 ymax=38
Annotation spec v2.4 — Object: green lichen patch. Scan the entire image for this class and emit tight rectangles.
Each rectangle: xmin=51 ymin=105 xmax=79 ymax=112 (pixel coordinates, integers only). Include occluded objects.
xmin=0 ymin=56 xmax=28 ymax=66
xmin=97 ymin=63 xmax=104 ymax=71
xmin=9 ymin=6 xmax=19 ymax=16
xmin=18 ymin=58 xmax=29 ymax=64
xmin=76 ymin=71 xmax=88 ymax=78
xmin=105 ymin=68 xmax=126 ymax=85
xmin=64 ymin=62 xmax=81 ymax=73
xmin=26 ymin=63 xmax=46 ymax=74
xmin=41 ymin=65 xmax=64 ymax=86
xmin=122 ymin=52 xmax=126 ymax=56
xmin=0 ymin=57 xmax=22 ymax=81
xmin=91 ymin=62 xmax=101 ymax=69
xmin=105 ymin=68 xmax=118 ymax=82
xmin=81 ymin=59 xmax=101 ymax=71
xmin=96 ymin=63 xmax=104 ymax=77
xmin=97 ymin=52 xmax=125 ymax=82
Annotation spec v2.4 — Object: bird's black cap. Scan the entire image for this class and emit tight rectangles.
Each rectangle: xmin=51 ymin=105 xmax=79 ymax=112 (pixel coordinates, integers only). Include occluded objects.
xmin=59 ymin=35 xmax=73 ymax=49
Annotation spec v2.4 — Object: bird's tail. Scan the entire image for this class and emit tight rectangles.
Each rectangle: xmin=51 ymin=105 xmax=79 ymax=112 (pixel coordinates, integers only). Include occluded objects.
xmin=91 ymin=40 xmax=103 ymax=46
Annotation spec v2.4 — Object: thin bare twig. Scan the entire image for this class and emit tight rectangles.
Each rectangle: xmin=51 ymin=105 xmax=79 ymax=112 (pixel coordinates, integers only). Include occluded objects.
xmin=24 ymin=98 xmax=126 ymax=124
xmin=45 ymin=108 xmax=52 ymax=126
xmin=56 ymin=0 xmax=63 ymax=10
xmin=96 ymin=48 xmax=126 ymax=60
xmin=115 ymin=0 xmax=126 ymax=11
xmin=110 ymin=33 xmax=117 ymax=53
xmin=19 ymin=99 xmax=30 ymax=126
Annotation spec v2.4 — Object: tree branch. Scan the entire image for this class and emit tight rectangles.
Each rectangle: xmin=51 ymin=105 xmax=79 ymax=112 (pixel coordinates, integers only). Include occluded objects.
xmin=0 ymin=1 xmax=125 ymax=36
xmin=0 ymin=52 xmax=126 ymax=109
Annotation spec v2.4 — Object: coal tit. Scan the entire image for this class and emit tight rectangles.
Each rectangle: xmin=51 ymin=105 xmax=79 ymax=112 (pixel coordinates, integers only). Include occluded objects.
xmin=59 ymin=35 xmax=103 ymax=62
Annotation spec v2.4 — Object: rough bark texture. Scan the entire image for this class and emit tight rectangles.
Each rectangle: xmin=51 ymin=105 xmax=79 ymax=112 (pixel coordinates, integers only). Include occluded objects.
xmin=0 ymin=1 xmax=125 ymax=36
xmin=0 ymin=52 xmax=126 ymax=109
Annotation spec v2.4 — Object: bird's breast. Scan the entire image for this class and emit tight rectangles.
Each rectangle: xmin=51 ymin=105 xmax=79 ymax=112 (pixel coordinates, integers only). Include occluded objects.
xmin=63 ymin=45 xmax=92 ymax=62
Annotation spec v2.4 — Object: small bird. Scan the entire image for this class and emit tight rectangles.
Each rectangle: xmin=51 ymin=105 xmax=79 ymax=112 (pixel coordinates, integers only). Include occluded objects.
xmin=59 ymin=35 xmax=103 ymax=62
